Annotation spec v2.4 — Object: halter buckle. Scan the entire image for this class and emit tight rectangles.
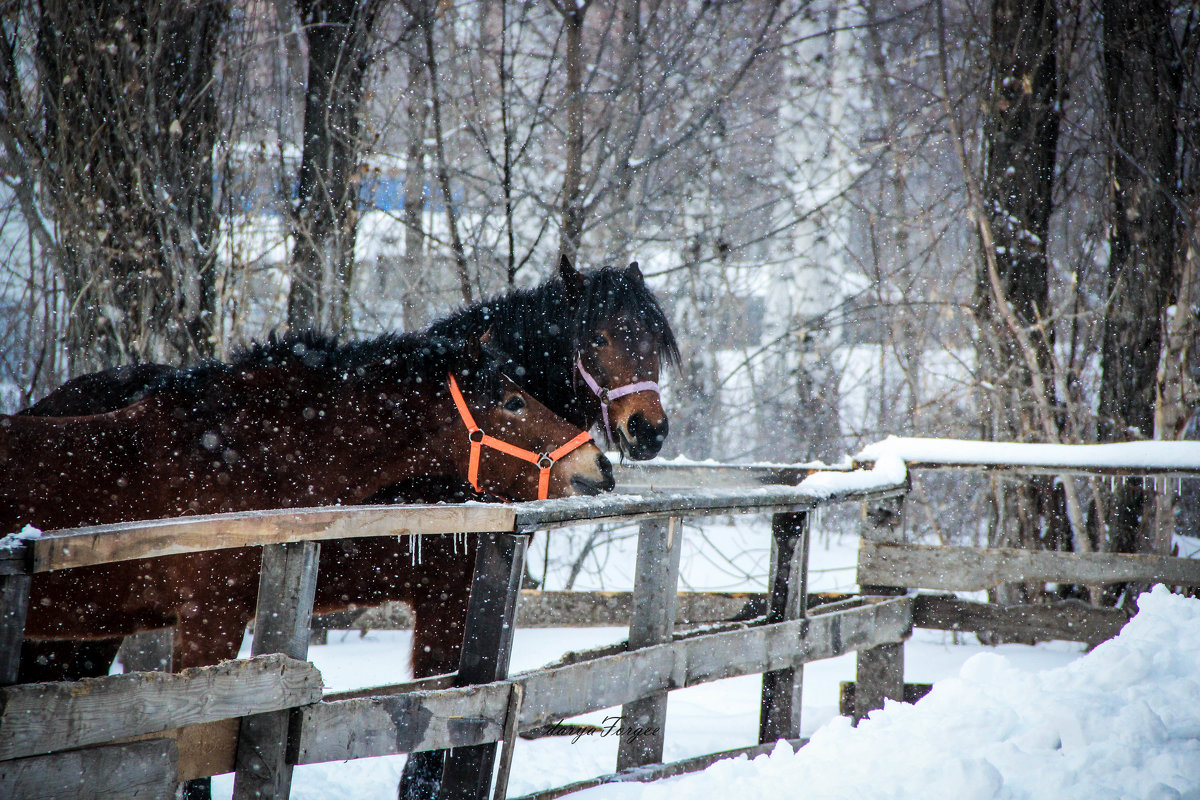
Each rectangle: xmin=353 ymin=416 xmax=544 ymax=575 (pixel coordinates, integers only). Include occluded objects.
xmin=537 ymin=454 xmax=555 ymax=470
xmin=468 ymin=428 xmax=485 ymax=443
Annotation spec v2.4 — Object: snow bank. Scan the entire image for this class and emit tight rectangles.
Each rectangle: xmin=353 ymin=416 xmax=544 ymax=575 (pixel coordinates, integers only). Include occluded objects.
xmin=577 ymin=586 xmax=1200 ymax=800
xmin=856 ymin=436 xmax=1200 ymax=471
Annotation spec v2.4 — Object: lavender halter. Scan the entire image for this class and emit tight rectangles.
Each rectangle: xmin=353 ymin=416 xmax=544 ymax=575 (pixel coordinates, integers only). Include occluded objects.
xmin=575 ymin=355 xmax=661 ymax=445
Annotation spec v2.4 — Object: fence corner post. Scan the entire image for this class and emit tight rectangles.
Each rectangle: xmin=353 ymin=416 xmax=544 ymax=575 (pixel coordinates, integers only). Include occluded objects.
xmin=854 ymin=494 xmax=907 ymax=724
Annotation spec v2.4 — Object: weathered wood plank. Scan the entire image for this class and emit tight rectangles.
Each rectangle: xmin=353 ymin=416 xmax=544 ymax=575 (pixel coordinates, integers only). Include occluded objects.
xmin=514 ymin=481 xmax=908 ymax=532
xmin=912 ymin=594 xmax=1130 ymax=645
xmin=0 ymin=738 xmax=177 ymax=799
xmin=0 ymin=653 xmax=321 ymax=761
xmin=858 ymin=541 xmax=1200 ymax=591
xmin=618 ymin=517 xmax=682 ymax=770
xmin=114 ymin=717 xmax=240 ymax=781
xmin=338 ymin=591 xmax=859 ymax=632
xmin=0 ymin=572 xmax=30 ymax=685
xmin=853 ymin=642 xmax=903 ymax=724
xmin=759 ymin=512 xmax=809 ymax=743
xmin=612 ymin=461 xmax=817 ymax=490
xmin=294 ymin=597 xmax=914 ymax=764
xmin=233 ymin=541 xmax=320 ymax=800
xmin=29 ymin=504 xmax=515 ymax=572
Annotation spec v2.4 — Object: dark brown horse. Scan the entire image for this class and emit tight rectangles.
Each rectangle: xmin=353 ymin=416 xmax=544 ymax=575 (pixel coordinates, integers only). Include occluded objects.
xmin=5 ymin=331 xmax=611 ymax=675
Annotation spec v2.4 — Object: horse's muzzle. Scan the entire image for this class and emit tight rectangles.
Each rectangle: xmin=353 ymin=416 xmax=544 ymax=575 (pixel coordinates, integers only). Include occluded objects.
xmin=624 ymin=412 xmax=669 ymax=460
xmin=569 ymin=452 xmax=615 ymax=495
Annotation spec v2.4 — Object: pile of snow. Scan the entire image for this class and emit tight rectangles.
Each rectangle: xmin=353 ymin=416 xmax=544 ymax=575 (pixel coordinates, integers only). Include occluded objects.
xmin=577 ymin=586 xmax=1200 ymax=800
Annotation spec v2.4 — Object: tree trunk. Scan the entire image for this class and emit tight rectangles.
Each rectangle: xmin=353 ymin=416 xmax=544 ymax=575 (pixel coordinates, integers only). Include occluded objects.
xmin=557 ymin=1 xmax=589 ymax=263
xmin=400 ymin=39 xmax=430 ymax=330
xmin=976 ymin=0 xmax=1064 ymax=601
xmin=34 ymin=0 xmax=225 ymax=373
xmin=1099 ymin=0 xmax=1181 ymax=557
xmin=287 ymin=0 xmax=378 ymax=335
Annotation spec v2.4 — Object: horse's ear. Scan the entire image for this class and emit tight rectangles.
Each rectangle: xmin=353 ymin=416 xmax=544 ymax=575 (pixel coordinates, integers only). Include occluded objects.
xmin=464 ymin=332 xmax=486 ymax=363
xmin=480 ymin=327 xmax=494 ymax=348
xmin=560 ymin=254 xmax=585 ymax=303
xmin=625 ymin=261 xmax=644 ymax=287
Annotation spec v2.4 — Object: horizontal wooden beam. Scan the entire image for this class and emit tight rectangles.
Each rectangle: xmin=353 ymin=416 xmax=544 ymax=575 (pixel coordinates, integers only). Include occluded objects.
xmin=294 ymin=596 xmax=913 ymax=764
xmin=0 ymin=738 xmax=177 ymax=799
xmin=858 ymin=541 xmax=1200 ymax=591
xmin=0 ymin=654 xmax=322 ymax=761
xmin=612 ymin=461 xmax=818 ymax=490
xmin=23 ymin=505 xmax=516 ymax=573
xmin=515 ymin=481 xmax=908 ymax=532
xmin=912 ymin=594 xmax=1129 ymax=645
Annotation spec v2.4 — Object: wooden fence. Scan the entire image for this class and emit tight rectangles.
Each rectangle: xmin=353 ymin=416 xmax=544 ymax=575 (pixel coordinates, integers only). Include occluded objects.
xmin=2 ymin=441 xmax=1199 ymax=800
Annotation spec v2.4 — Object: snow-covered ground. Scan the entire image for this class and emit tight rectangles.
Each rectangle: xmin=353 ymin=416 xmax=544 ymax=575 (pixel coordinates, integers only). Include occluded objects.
xmin=198 ymin=512 xmax=1200 ymax=800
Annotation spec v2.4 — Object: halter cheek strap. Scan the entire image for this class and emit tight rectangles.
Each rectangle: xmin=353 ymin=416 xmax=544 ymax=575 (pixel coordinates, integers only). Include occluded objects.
xmin=575 ymin=356 xmax=661 ymax=444
xmin=447 ymin=374 xmax=594 ymax=501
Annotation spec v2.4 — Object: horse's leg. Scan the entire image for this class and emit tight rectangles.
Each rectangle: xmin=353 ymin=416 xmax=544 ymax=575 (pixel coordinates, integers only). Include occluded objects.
xmin=398 ymin=537 xmax=477 ymax=800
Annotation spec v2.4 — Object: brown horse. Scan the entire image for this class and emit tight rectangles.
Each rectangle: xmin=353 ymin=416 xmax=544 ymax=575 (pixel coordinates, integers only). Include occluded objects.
xmin=5 ymin=331 xmax=612 ymax=675
xmin=18 ymin=259 xmax=678 ymax=798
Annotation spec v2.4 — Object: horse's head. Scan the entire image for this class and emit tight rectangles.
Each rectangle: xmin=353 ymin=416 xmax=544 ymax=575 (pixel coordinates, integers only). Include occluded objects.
xmin=564 ymin=257 xmax=678 ymax=460
xmin=445 ymin=340 xmax=615 ymax=500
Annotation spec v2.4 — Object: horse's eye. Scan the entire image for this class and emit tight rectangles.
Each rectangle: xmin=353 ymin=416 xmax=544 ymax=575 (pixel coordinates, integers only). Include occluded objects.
xmin=591 ymin=333 xmax=608 ymax=347
xmin=503 ymin=395 xmax=526 ymax=413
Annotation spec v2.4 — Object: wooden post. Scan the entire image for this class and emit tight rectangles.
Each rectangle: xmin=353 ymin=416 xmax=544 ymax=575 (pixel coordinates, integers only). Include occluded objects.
xmin=0 ymin=568 xmax=31 ymax=686
xmin=758 ymin=511 xmax=809 ymax=743
xmin=854 ymin=495 xmax=906 ymax=724
xmin=437 ymin=532 xmax=529 ymax=800
xmin=232 ymin=541 xmax=320 ymax=800
xmin=616 ymin=516 xmax=683 ymax=772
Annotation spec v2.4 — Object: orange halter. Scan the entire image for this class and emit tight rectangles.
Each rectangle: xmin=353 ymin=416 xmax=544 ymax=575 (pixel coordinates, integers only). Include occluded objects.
xmin=447 ymin=373 xmax=594 ymax=501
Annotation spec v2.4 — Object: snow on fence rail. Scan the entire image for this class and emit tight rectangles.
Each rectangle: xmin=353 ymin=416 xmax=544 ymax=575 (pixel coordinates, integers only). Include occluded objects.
xmin=3 ymin=442 xmax=1200 ymax=800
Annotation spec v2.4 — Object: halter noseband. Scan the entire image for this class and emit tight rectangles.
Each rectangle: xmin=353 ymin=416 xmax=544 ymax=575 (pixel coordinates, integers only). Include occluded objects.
xmin=448 ymin=374 xmax=594 ymax=501
xmin=575 ymin=356 xmax=661 ymax=445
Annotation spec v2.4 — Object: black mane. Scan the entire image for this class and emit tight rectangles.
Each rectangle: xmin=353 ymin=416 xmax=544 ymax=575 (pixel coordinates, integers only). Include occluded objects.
xmin=429 ymin=265 xmax=678 ymax=367
xmin=150 ymin=330 xmax=508 ymax=399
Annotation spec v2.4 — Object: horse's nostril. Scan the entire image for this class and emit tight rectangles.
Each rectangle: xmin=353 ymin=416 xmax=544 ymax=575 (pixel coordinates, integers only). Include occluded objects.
xmin=626 ymin=412 xmax=668 ymax=458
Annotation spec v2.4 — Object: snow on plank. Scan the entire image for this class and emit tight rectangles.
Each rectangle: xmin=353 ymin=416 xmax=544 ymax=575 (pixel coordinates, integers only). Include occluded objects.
xmin=855 ymin=435 xmax=1200 ymax=477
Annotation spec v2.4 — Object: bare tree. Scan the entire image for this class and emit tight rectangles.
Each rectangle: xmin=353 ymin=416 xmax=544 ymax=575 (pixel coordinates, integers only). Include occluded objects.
xmin=287 ymin=0 xmax=383 ymax=333
xmin=0 ymin=0 xmax=227 ymax=375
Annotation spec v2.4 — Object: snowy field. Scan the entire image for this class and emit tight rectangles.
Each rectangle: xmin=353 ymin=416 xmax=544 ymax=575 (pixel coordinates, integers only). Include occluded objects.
xmin=196 ymin=514 xmax=1197 ymax=799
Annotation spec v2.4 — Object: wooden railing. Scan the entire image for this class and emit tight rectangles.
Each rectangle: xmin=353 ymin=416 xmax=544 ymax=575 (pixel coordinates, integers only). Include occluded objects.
xmin=3 ymin=439 xmax=1200 ymax=800
xmin=0 ymin=466 xmax=908 ymax=800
